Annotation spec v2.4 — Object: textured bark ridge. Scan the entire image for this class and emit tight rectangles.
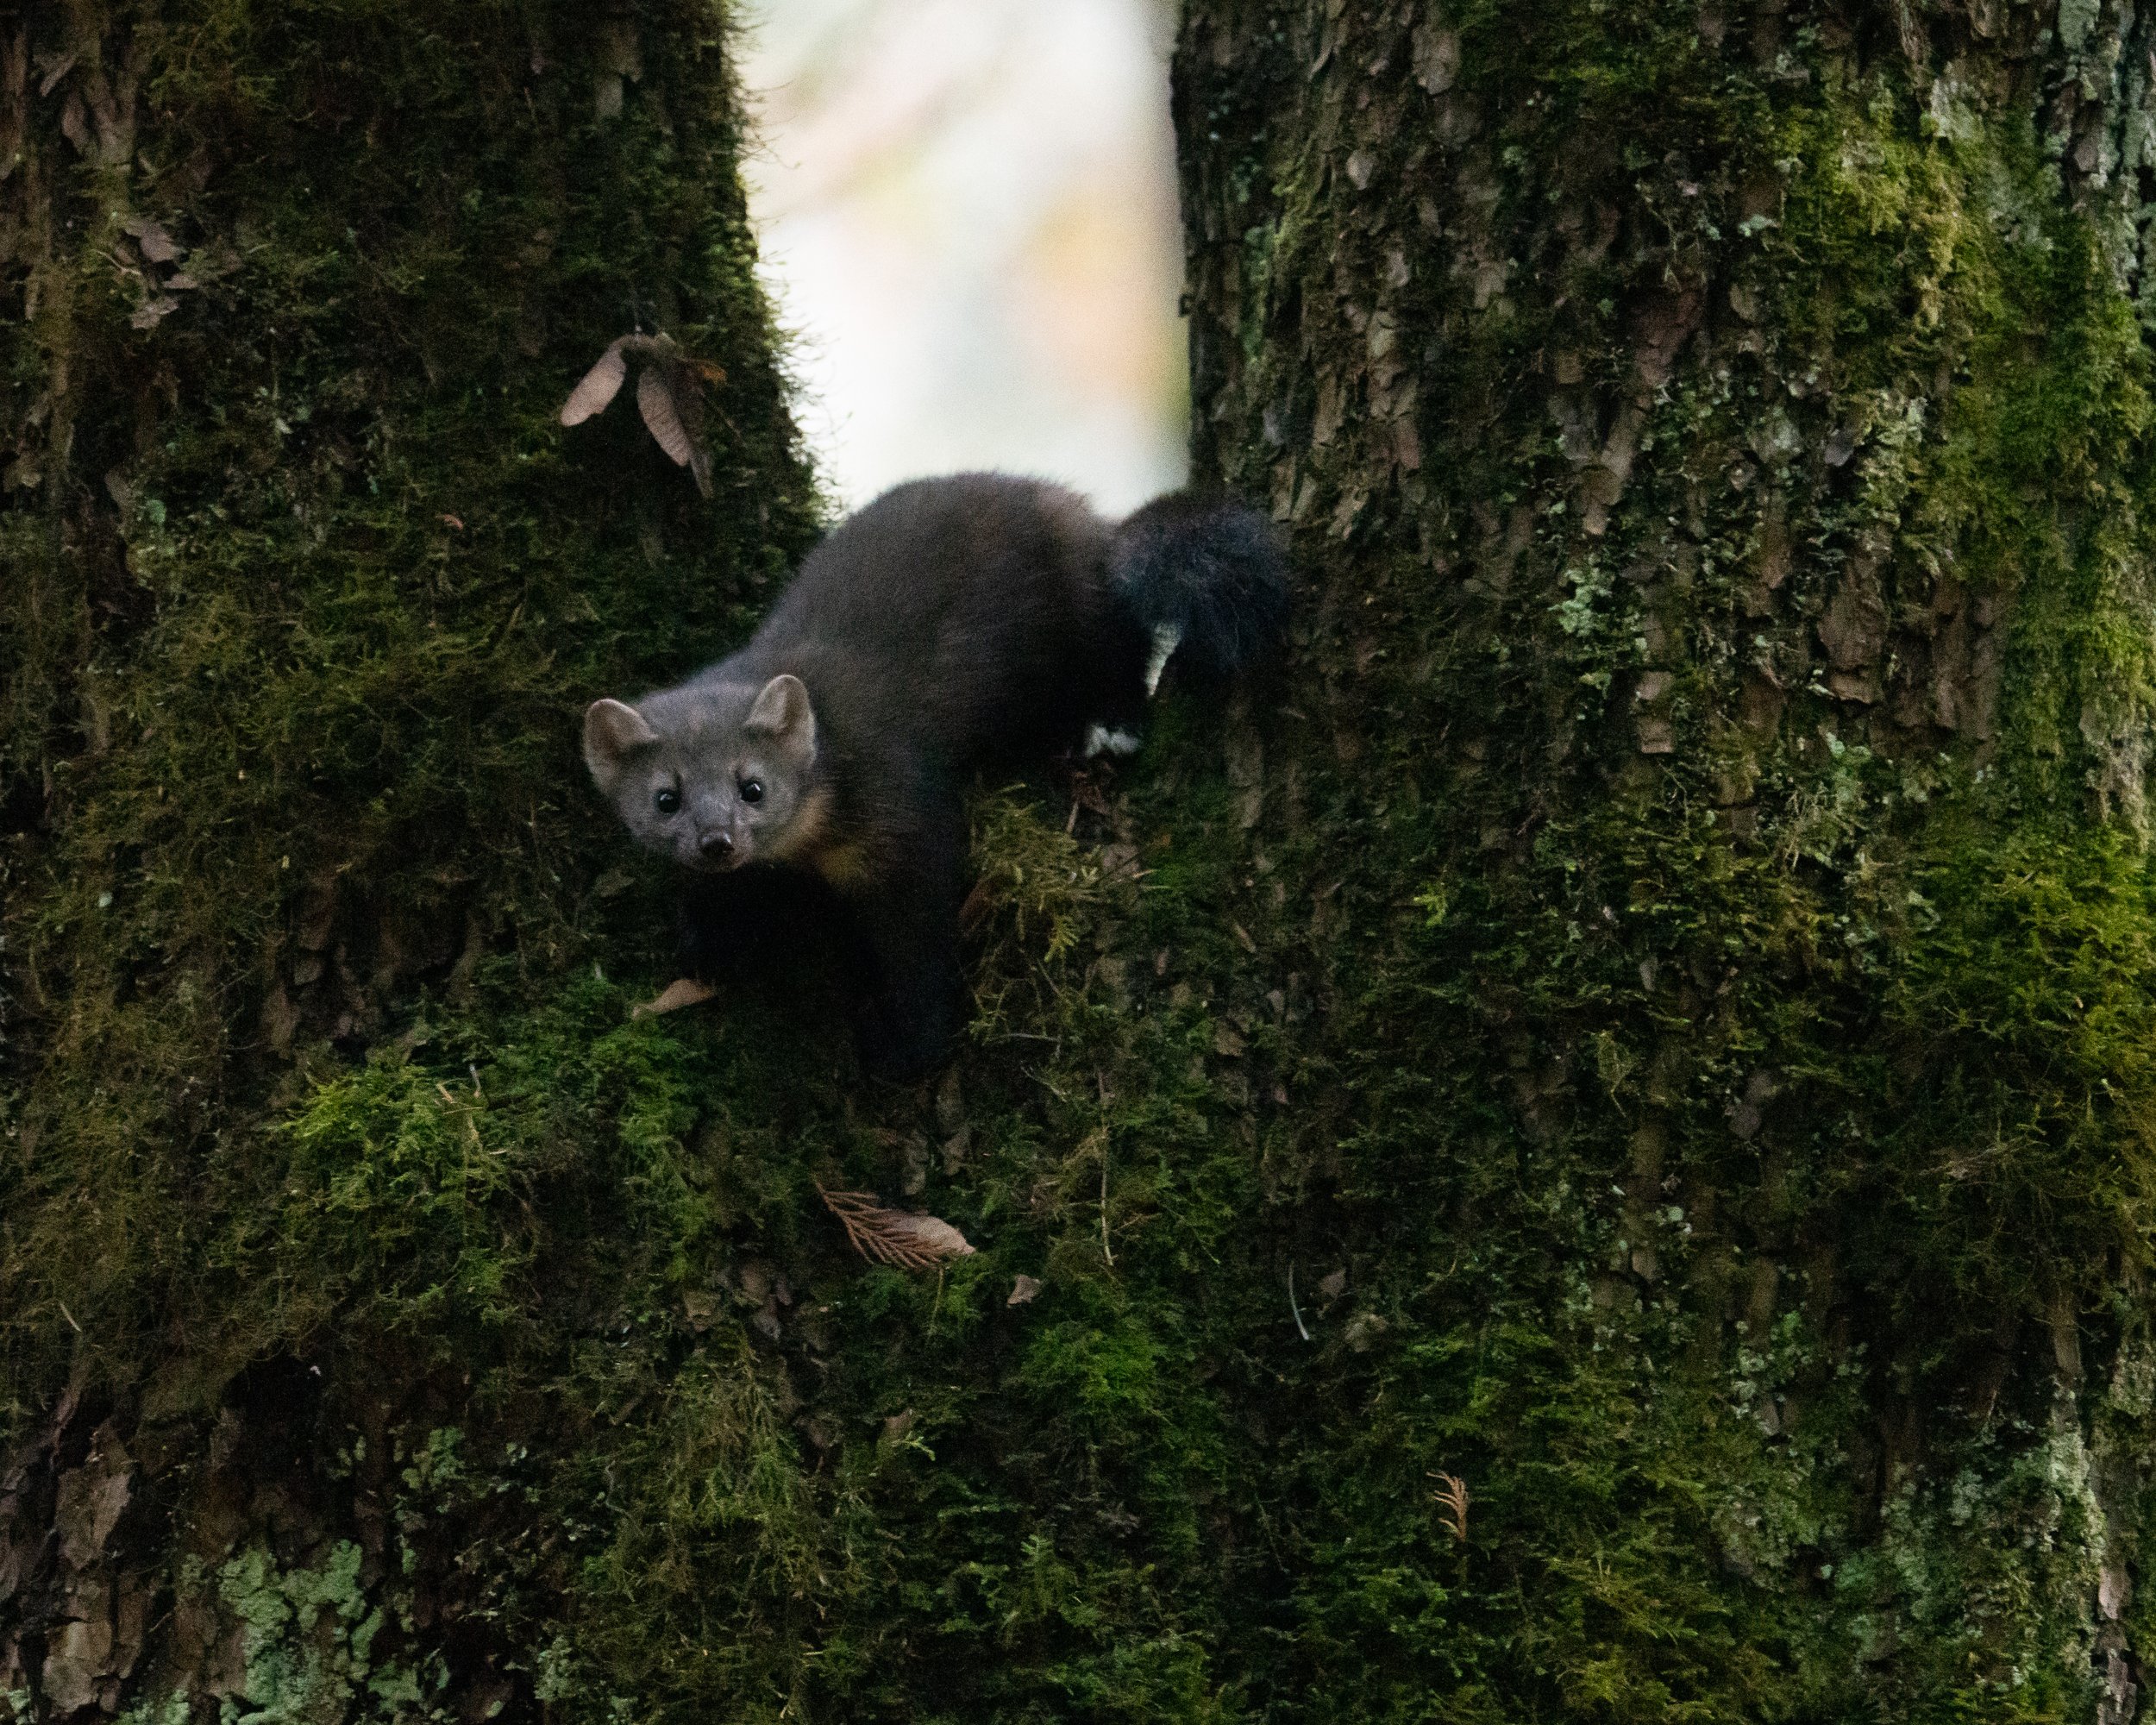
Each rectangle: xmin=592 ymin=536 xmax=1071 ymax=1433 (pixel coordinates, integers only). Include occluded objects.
xmin=12 ymin=1 xmax=2156 ymax=1722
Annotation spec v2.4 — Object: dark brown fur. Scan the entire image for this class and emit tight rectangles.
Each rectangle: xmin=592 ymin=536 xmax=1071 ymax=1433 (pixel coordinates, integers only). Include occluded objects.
xmin=586 ymin=472 xmax=1283 ymax=1077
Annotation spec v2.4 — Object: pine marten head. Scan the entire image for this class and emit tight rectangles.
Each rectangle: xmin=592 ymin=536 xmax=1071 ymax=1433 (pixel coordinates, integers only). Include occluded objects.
xmin=584 ymin=673 xmax=823 ymax=873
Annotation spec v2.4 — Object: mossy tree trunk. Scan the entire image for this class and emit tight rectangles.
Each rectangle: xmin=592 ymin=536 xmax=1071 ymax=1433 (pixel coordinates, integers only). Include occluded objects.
xmin=10 ymin=1 xmax=2156 ymax=1722
xmin=1172 ymin=0 xmax=2156 ymax=1715
xmin=0 ymin=2 xmax=818 ymax=1716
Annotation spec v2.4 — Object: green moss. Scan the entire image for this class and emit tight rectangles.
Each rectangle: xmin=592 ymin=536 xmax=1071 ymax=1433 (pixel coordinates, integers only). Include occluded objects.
xmin=213 ymin=1540 xmax=396 ymax=1724
xmin=112 ymin=1693 xmax=192 ymax=1725
xmin=2 ymin=0 xmax=818 ymax=1409
xmin=1170 ymin=0 xmax=2156 ymax=1716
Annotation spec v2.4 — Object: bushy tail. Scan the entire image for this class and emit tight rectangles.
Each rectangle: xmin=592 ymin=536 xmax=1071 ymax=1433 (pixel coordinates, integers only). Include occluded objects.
xmin=1109 ymin=492 xmax=1288 ymax=694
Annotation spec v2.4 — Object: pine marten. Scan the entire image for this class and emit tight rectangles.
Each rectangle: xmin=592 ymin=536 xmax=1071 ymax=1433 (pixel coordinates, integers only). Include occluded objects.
xmin=584 ymin=472 xmax=1288 ymax=1078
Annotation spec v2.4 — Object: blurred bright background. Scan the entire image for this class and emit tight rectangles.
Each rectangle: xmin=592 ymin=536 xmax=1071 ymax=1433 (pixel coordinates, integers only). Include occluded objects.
xmin=731 ymin=0 xmax=1189 ymax=518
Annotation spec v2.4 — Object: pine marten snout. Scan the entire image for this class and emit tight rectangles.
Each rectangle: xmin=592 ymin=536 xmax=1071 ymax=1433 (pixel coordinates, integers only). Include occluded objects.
xmin=584 ymin=472 xmax=1288 ymax=1080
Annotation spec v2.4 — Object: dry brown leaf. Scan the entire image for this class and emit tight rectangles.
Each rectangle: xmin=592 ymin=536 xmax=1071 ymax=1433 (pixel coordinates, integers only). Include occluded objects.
xmin=122 ymin=216 xmax=179 ymax=263
xmin=560 ymin=339 xmax=628 ymax=426
xmin=632 ymin=976 xmax=717 ymax=1019
xmin=636 ymin=361 xmax=692 ymax=465
xmin=642 ymin=361 xmax=714 ymax=496
xmin=562 ymin=334 xmax=713 ymax=494
xmin=1007 ymin=1274 xmax=1044 ymax=1307
xmin=818 ymin=1185 xmax=977 ymax=1270
xmin=128 ymin=295 xmax=179 ymax=330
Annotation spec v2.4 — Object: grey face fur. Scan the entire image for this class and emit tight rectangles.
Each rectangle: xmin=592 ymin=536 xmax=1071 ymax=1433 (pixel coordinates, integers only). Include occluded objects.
xmin=584 ymin=673 xmax=819 ymax=873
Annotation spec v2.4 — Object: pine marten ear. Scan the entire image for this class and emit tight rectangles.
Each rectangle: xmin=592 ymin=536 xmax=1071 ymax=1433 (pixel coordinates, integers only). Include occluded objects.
xmin=584 ymin=698 xmax=658 ymax=792
xmin=744 ymin=673 xmax=816 ymax=762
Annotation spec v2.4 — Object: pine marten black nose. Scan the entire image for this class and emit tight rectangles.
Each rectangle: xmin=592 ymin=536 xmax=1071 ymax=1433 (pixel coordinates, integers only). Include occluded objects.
xmin=699 ymin=831 xmax=734 ymax=860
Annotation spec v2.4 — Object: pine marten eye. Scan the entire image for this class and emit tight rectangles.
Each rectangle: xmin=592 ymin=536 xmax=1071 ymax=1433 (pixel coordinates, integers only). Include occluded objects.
xmin=654 ymin=787 xmax=681 ymax=815
xmin=738 ymin=777 xmax=764 ymax=806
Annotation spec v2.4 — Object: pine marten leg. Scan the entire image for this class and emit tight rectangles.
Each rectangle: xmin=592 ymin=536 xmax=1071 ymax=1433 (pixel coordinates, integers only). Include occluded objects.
xmin=845 ymin=819 xmax=966 ymax=1081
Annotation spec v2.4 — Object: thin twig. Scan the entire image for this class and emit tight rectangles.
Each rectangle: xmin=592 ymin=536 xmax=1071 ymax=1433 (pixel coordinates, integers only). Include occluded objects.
xmin=1100 ymin=1153 xmax=1114 ymax=1266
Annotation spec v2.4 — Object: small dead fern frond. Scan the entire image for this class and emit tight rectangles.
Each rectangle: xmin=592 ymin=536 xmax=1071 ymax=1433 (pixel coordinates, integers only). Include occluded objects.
xmin=1429 ymin=1471 xmax=1470 ymax=1543
xmin=818 ymin=1184 xmax=976 ymax=1271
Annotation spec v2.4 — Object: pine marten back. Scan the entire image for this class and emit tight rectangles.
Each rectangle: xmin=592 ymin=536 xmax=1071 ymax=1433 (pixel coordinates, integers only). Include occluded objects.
xmin=585 ymin=472 xmax=1288 ymax=1078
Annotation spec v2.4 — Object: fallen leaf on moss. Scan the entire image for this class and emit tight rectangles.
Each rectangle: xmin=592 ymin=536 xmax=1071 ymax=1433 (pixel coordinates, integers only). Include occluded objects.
xmin=560 ymin=339 xmax=628 ymax=426
xmin=1007 ymin=1274 xmax=1043 ymax=1306
xmin=559 ymin=334 xmax=715 ymax=495
xmin=636 ymin=361 xmax=691 ymax=464
xmin=632 ymin=977 xmax=716 ymax=1018
xmin=642 ymin=357 xmax=713 ymax=498
xmin=818 ymin=1185 xmax=976 ymax=1270
xmin=122 ymin=216 xmax=180 ymax=263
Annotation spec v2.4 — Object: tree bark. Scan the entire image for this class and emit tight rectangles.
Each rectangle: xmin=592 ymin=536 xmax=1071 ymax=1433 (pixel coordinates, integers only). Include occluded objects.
xmin=0 ymin=3 xmax=817 ymax=1718
xmin=10 ymin=0 xmax=2156 ymax=1722
xmin=1171 ymin=0 xmax=2156 ymax=1716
